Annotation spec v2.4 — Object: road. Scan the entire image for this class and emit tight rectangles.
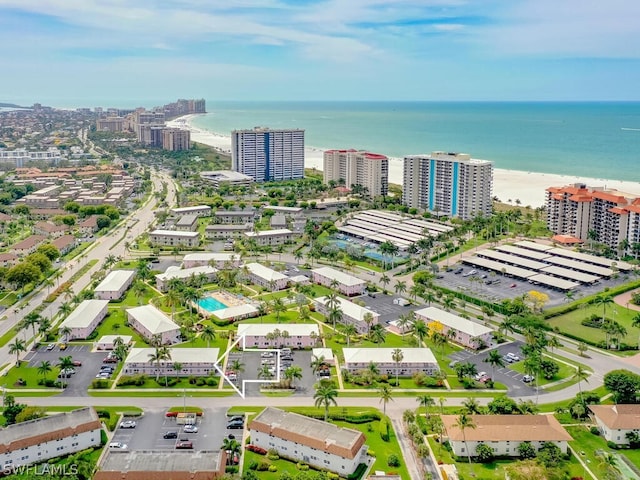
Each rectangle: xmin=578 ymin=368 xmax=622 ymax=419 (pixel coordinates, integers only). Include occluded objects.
xmin=0 ymin=170 xmax=177 ymax=371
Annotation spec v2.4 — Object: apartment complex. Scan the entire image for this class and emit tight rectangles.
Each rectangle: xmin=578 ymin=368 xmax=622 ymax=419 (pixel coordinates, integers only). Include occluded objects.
xmin=231 ymin=127 xmax=304 ymax=182
xmin=162 ymin=128 xmax=191 ymax=151
xmin=403 ymin=152 xmax=493 ymax=220
xmin=546 ymin=183 xmax=640 ymax=252
xmin=0 ymin=148 xmax=62 ymax=168
xmin=323 ymin=149 xmax=389 ymax=197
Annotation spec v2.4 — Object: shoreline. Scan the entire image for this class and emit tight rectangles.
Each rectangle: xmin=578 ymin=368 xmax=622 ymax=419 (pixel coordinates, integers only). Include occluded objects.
xmin=168 ymin=114 xmax=640 ymax=208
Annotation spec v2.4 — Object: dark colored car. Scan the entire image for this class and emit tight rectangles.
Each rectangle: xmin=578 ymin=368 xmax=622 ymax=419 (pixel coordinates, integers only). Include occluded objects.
xmin=227 ymin=420 xmax=244 ymax=429
xmin=163 ymin=431 xmax=178 ymax=439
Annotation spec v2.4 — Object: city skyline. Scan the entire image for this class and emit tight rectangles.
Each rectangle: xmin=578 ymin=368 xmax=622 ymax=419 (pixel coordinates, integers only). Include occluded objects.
xmin=1 ymin=0 xmax=639 ymax=105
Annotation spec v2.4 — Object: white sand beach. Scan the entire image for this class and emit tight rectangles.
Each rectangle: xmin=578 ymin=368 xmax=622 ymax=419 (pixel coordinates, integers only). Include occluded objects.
xmin=169 ymin=114 xmax=640 ymax=209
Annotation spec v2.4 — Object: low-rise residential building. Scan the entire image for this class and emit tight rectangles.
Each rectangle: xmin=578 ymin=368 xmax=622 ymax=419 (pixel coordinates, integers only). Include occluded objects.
xmin=122 ymin=348 xmax=219 ymax=377
xmin=149 ymin=229 xmax=200 ymax=247
xmin=205 ymin=224 xmax=251 ymax=240
xmin=0 ymin=408 xmax=102 ymax=470
xmin=182 ymin=253 xmax=241 ymax=269
xmin=58 ymin=300 xmax=109 ymax=340
xmin=0 ymin=253 xmax=18 ymax=267
xmin=314 ymin=296 xmax=379 ymax=334
xmin=441 ymin=414 xmax=572 ymax=458
xmin=312 ymin=348 xmax=335 ymax=365
xmin=246 ymin=262 xmax=289 ymax=290
xmin=175 ymin=214 xmax=199 ymax=232
xmin=414 ymin=306 xmax=494 ymax=350
xmin=77 ymin=215 xmax=99 ymax=235
xmin=342 ymin=348 xmax=438 ymax=376
xmin=95 ymin=335 xmax=133 ymax=351
xmin=270 ymin=214 xmax=287 ymax=229
xmin=126 ymin=305 xmax=181 ymax=344
xmin=52 ymin=235 xmax=77 ymax=255
xmin=95 ymin=450 xmax=226 ymax=480
xmin=155 ymin=266 xmax=218 ymax=292
xmin=237 ymin=323 xmax=320 ymax=349
xmin=589 ymin=404 xmax=640 ymax=446
xmin=94 ymin=270 xmax=136 ymax=300
xmin=311 ymin=267 xmax=366 ymax=296
xmin=243 ymin=229 xmax=295 ymax=246
xmin=199 ymin=170 xmax=254 ymax=188
xmin=249 ymin=407 xmax=368 ymax=475
xmin=10 ymin=235 xmax=46 ymax=256
xmin=170 ymin=205 xmax=211 ymax=217
xmin=33 ymin=221 xmax=69 ymax=238
xmin=213 ymin=210 xmax=255 ymax=224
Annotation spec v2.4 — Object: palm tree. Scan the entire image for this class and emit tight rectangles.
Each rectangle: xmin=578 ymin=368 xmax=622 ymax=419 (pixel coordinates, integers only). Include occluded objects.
xmin=229 ymin=359 xmax=245 ymax=375
xmin=200 ymin=325 xmax=216 ymax=348
xmin=284 ymin=365 xmax=303 ymax=389
xmin=598 ymin=452 xmax=621 ymax=479
xmin=413 ymin=319 xmax=428 ymax=346
xmin=342 ymin=323 xmax=357 ymax=347
xmin=257 ymin=364 xmax=273 ymax=380
xmin=23 ymin=312 xmax=41 ymax=340
xmin=416 ymin=394 xmax=435 ymax=419
xmin=594 ymin=294 xmax=613 ymax=324
xmin=58 ymin=301 xmax=72 ymax=318
xmin=173 ymin=362 xmax=183 ymax=377
xmin=59 ymin=326 xmax=72 ymax=343
xmin=370 ymin=324 xmax=386 ymax=346
xmin=462 ymin=397 xmax=482 ymax=414
xmin=271 ymin=298 xmax=287 ymax=323
xmin=573 ymin=365 xmax=590 ymax=407
xmin=378 ymin=384 xmax=393 ymax=416
xmin=328 ymin=305 xmax=343 ymax=331
xmin=311 ymin=355 xmax=328 ymax=375
xmin=380 ymin=273 xmax=391 ymax=292
xmin=221 ymin=438 xmax=241 ymax=465
xmin=454 ymin=413 xmax=476 ymax=465
xmin=314 ymin=379 xmax=338 ymax=421
xmin=58 ymin=356 xmax=75 ymax=387
xmin=394 ymin=281 xmax=407 ymax=296
xmin=257 ymin=301 xmax=269 ymax=324
xmin=391 ymin=348 xmax=404 ymax=385
xmin=148 ymin=351 xmax=163 ymax=382
xmin=37 ymin=360 xmax=52 ymax=382
xmin=484 ymin=350 xmax=504 ymax=380
xmin=363 ymin=312 xmax=375 ymax=337
xmin=9 ymin=339 xmax=26 ymax=365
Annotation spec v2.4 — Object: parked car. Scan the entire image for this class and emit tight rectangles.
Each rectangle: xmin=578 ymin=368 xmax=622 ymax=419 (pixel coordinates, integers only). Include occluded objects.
xmin=453 ymin=267 xmax=464 ymax=274
xmin=183 ymin=425 xmax=198 ymax=433
xmin=72 ymin=360 xmax=82 ymax=367
xmin=175 ymin=441 xmax=193 ymax=449
xmin=120 ymin=420 xmax=137 ymax=429
xmin=506 ymin=352 xmax=520 ymax=362
xmin=109 ymin=442 xmax=127 ymax=450
xmin=503 ymin=355 xmax=514 ymax=363
xmin=227 ymin=420 xmax=244 ymax=429
xmin=163 ymin=431 xmax=178 ymax=439
xmin=510 ymin=283 xmax=517 ymax=288
xmin=462 ymin=269 xmax=477 ymax=277
xmin=228 ymin=415 xmax=244 ymax=423
xmin=59 ymin=343 xmax=67 ymax=351
xmin=474 ymin=371 xmax=487 ymax=381
xmin=260 ymin=352 xmax=274 ymax=358
xmin=522 ymin=375 xmax=535 ymax=383
xmin=46 ymin=344 xmax=55 ymax=351
xmin=103 ymin=356 xmax=118 ymax=364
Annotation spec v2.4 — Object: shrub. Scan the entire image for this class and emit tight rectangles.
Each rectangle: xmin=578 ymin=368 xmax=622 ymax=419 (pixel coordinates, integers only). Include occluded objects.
xmin=96 ymin=410 xmax=111 ymax=420
xmin=387 ymin=454 xmax=400 ymax=467
xmin=379 ymin=418 xmax=390 ymax=442
xmin=225 ymin=466 xmax=238 ymax=474
xmin=205 ymin=377 xmax=218 ymax=386
xmin=475 ymin=442 xmax=494 ymax=463
xmin=117 ymin=374 xmax=146 ymax=386
xmin=248 ymin=461 xmax=258 ymax=471
xmin=91 ymin=379 xmax=109 ymax=389
xmin=590 ymin=426 xmax=600 ymax=435
xmin=607 ymin=441 xmax=619 ymax=449
xmin=327 ymin=473 xmax=339 ymax=480
xmin=268 ymin=465 xmax=278 ymax=472
xmin=296 ymin=463 xmax=309 ymax=471
xmin=256 ymin=461 xmax=270 ymax=471
xmin=188 ymin=375 xmax=198 ymax=385
xmin=367 ymin=450 xmax=375 ymax=457
xmin=245 ymin=445 xmax=267 ymax=455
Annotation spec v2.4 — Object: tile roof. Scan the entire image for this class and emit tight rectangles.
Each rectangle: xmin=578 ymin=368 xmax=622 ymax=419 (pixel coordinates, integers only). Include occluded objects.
xmin=441 ymin=414 xmax=572 ymax=442
xmin=589 ymin=404 xmax=640 ymax=430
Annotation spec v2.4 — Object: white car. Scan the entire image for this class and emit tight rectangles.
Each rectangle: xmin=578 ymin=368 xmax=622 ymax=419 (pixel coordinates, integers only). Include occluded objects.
xmin=120 ymin=420 xmax=137 ymax=429
xmin=474 ymin=371 xmax=487 ymax=381
xmin=183 ymin=424 xmax=199 ymax=433
xmin=109 ymin=442 xmax=127 ymax=449
xmin=506 ymin=353 xmax=520 ymax=362
xmin=260 ymin=352 xmax=274 ymax=358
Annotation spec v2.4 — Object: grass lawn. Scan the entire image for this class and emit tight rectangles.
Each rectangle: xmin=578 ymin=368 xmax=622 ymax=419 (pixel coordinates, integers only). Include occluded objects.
xmin=116 ymin=374 xmax=219 ymax=389
xmin=0 ymin=291 xmax=18 ymax=307
xmin=566 ymin=425 xmax=618 ymax=479
xmin=547 ymin=303 xmax=640 ymax=347
xmin=254 ymin=290 xmax=294 ymax=302
xmin=110 ymin=282 xmax=158 ymax=308
xmin=509 ymin=359 xmax=576 ymax=387
xmin=323 ymin=325 xmax=406 ymax=361
xmin=0 ymin=328 xmax=17 ymax=348
xmin=89 ymin=390 xmax=234 ymax=397
xmin=91 ymin=308 xmax=148 ymax=347
xmin=172 ymin=334 xmax=228 ymax=350
xmin=2 ymin=363 xmax=62 ymax=389
xmin=4 ymin=444 xmax=103 ymax=479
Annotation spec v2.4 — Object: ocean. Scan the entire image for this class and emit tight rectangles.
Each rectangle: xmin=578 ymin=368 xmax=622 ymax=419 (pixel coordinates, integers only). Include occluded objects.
xmin=190 ymin=101 xmax=640 ymax=182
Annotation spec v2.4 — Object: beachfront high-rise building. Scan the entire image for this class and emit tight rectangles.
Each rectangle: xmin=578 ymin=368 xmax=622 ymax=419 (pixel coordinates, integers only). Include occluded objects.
xmin=323 ymin=149 xmax=389 ymax=197
xmin=162 ymin=128 xmax=191 ymax=151
xmin=403 ymin=152 xmax=493 ymax=220
xmin=546 ymin=183 xmax=640 ymax=252
xmin=231 ymin=127 xmax=304 ymax=182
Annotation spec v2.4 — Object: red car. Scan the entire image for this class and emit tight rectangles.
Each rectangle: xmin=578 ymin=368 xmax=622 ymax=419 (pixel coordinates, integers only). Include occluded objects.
xmin=72 ymin=360 xmax=82 ymax=367
xmin=175 ymin=441 xmax=193 ymax=449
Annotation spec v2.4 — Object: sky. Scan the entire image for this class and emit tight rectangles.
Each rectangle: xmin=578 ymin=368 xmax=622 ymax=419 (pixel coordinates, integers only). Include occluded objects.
xmin=1 ymin=0 xmax=640 ymax=105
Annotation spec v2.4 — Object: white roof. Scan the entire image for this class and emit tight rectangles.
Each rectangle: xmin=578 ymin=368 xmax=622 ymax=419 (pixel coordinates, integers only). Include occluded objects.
xmin=415 ymin=306 xmax=493 ymax=337
xmin=124 ymin=347 xmax=219 ymax=364
xmin=314 ymin=296 xmax=379 ymax=322
xmin=312 ymin=266 xmax=366 ymax=287
xmin=156 ymin=265 xmax=217 ymax=282
xmin=182 ymin=253 xmax=240 ymax=263
xmin=263 ymin=206 xmax=303 ymax=213
xmin=312 ymin=348 xmax=334 ymax=360
xmin=170 ymin=205 xmax=211 ymax=214
xmin=246 ymin=262 xmax=288 ymax=282
xmin=60 ymin=300 xmax=109 ymax=329
xmin=97 ymin=335 xmax=132 ymax=345
xmin=126 ymin=305 xmax=179 ymax=334
xmin=175 ymin=214 xmax=198 ymax=226
xmin=150 ymin=229 xmax=199 ymax=238
xmin=95 ymin=270 xmax=135 ymax=293
xmin=343 ymin=347 xmax=437 ymax=365
xmin=244 ymin=229 xmax=292 ymax=237
xmin=237 ymin=323 xmax=319 ymax=337
xmin=212 ymin=304 xmax=258 ymax=320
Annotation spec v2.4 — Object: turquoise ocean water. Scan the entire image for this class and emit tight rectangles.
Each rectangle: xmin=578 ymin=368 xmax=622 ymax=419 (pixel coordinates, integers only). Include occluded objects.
xmin=191 ymin=101 xmax=640 ymax=182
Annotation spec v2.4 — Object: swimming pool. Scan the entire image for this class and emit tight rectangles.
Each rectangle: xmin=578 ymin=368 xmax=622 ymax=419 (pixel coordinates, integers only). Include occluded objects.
xmin=198 ymin=296 xmax=230 ymax=313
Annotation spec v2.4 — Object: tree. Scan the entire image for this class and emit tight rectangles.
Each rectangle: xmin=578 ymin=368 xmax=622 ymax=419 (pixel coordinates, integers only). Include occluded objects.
xmin=594 ymin=294 xmax=614 ymax=324
xmin=604 ymin=369 xmax=640 ymax=403
xmin=22 ymin=312 xmax=41 ymax=340
xmin=380 ymin=273 xmax=391 ymax=292
xmin=271 ymin=298 xmax=287 ymax=323
xmin=517 ymin=441 xmax=536 ymax=460
xmin=370 ymin=323 xmax=386 ymax=346
xmin=37 ymin=360 xmax=52 ymax=382
xmin=412 ymin=319 xmax=428 ymax=346
xmin=462 ymin=397 xmax=482 ymax=415
xmin=37 ymin=244 xmax=60 ymax=261
xmin=484 ymin=350 xmax=504 ymax=380
xmin=342 ymin=323 xmax=357 ymax=346
xmin=7 ymin=262 xmax=41 ymax=292
xmin=8 ymin=338 xmax=26 ymax=365
xmin=487 ymin=396 xmax=519 ymax=415
xmin=284 ymin=365 xmax=303 ymax=389
xmin=573 ymin=365 xmax=590 ymax=407
xmin=314 ymin=379 xmax=338 ymax=421
xmin=391 ymin=348 xmax=404 ymax=385
xmin=454 ymin=413 xmax=476 ymax=465
xmin=577 ymin=341 xmax=589 ymax=357
xmin=363 ymin=312 xmax=375 ymax=337
xmin=394 ymin=281 xmax=407 ymax=296
xmin=598 ymin=452 xmax=621 ymax=479
xmin=537 ymin=442 xmax=563 ymax=468
xmin=58 ymin=355 xmax=75 ymax=388
xmin=416 ymin=394 xmax=435 ymax=419
xmin=475 ymin=443 xmax=494 ymax=463
xmin=200 ymin=325 xmax=216 ymax=348
xmin=378 ymin=384 xmax=393 ymax=416
xmin=311 ymin=355 xmax=328 ymax=375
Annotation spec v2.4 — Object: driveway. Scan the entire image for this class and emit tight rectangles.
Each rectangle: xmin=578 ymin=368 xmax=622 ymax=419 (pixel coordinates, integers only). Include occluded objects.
xmin=353 ymin=292 xmax=421 ymax=324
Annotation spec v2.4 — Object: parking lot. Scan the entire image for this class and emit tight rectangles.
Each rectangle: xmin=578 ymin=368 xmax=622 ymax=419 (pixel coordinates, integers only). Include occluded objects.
xmin=110 ymin=408 xmax=235 ymax=452
xmin=448 ymin=340 xmax=539 ymax=396
xmin=353 ymin=292 xmax=421 ymax=324
xmin=23 ymin=344 xmax=106 ymax=396
xmin=225 ymin=349 xmax=316 ymax=397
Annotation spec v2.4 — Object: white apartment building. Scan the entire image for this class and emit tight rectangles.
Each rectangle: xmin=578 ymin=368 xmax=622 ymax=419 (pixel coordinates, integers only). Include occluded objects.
xmin=0 ymin=408 xmax=102 ymax=470
xmin=311 ymin=267 xmax=366 ymax=297
xmin=206 ymin=224 xmax=251 ymax=240
xmin=94 ymin=270 xmax=136 ymax=301
xmin=414 ymin=306 xmax=494 ymax=350
xmin=182 ymin=252 xmax=241 ymax=269
xmin=237 ymin=323 xmax=320 ymax=349
xmin=403 ymin=152 xmax=493 ymax=220
xmin=155 ymin=265 xmax=218 ymax=292
xmin=323 ymin=149 xmax=389 ymax=197
xmin=199 ymin=170 xmax=255 ymax=188
xmin=170 ymin=205 xmax=212 ymax=217
xmin=249 ymin=408 xmax=368 ymax=476
xmin=58 ymin=300 xmax=109 ymax=340
xmin=245 ymin=262 xmax=289 ymax=290
xmin=0 ymin=148 xmax=62 ymax=168
xmin=441 ymin=415 xmax=572 ymax=458
xmin=126 ymin=305 xmax=181 ymax=344
xmin=244 ymin=229 xmax=296 ymax=246
xmin=122 ymin=348 xmax=219 ymax=377
xmin=231 ymin=127 xmax=304 ymax=182
xmin=589 ymin=404 xmax=640 ymax=446
xmin=546 ymin=183 xmax=640 ymax=252
xmin=314 ymin=296 xmax=379 ymax=334
xmin=343 ymin=348 xmax=438 ymax=376
xmin=149 ymin=230 xmax=200 ymax=247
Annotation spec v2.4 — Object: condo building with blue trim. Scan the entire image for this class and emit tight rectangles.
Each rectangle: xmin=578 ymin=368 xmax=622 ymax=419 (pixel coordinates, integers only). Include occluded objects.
xmin=402 ymin=151 xmax=493 ymax=220
xmin=231 ymin=127 xmax=305 ymax=182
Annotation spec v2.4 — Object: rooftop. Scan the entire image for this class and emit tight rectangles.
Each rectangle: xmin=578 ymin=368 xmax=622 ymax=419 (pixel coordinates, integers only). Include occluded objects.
xmin=59 ymin=299 xmax=109 ymax=329
xmin=343 ymin=347 xmax=437 ymax=365
xmin=246 ymin=262 xmax=288 ymax=282
xmin=95 ymin=270 xmax=136 ymax=293
xmin=150 ymin=229 xmax=199 ymax=238
xmin=97 ymin=450 xmax=222 ymax=478
xmin=124 ymin=348 xmax=219 ymax=364
xmin=244 ymin=228 xmax=293 ymax=237
xmin=415 ymin=306 xmax=493 ymax=337
xmin=315 ymin=296 xmax=378 ymax=322
xmin=156 ymin=265 xmax=217 ymax=282
xmin=441 ymin=414 xmax=572 ymax=442
xmin=126 ymin=305 xmax=179 ymax=334
xmin=237 ymin=323 xmax=319 ymax=338
xmin=589 ymin=404 xmax=640 ymax=430
xmin=312 ymin=266 xmax=366 ymax=287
